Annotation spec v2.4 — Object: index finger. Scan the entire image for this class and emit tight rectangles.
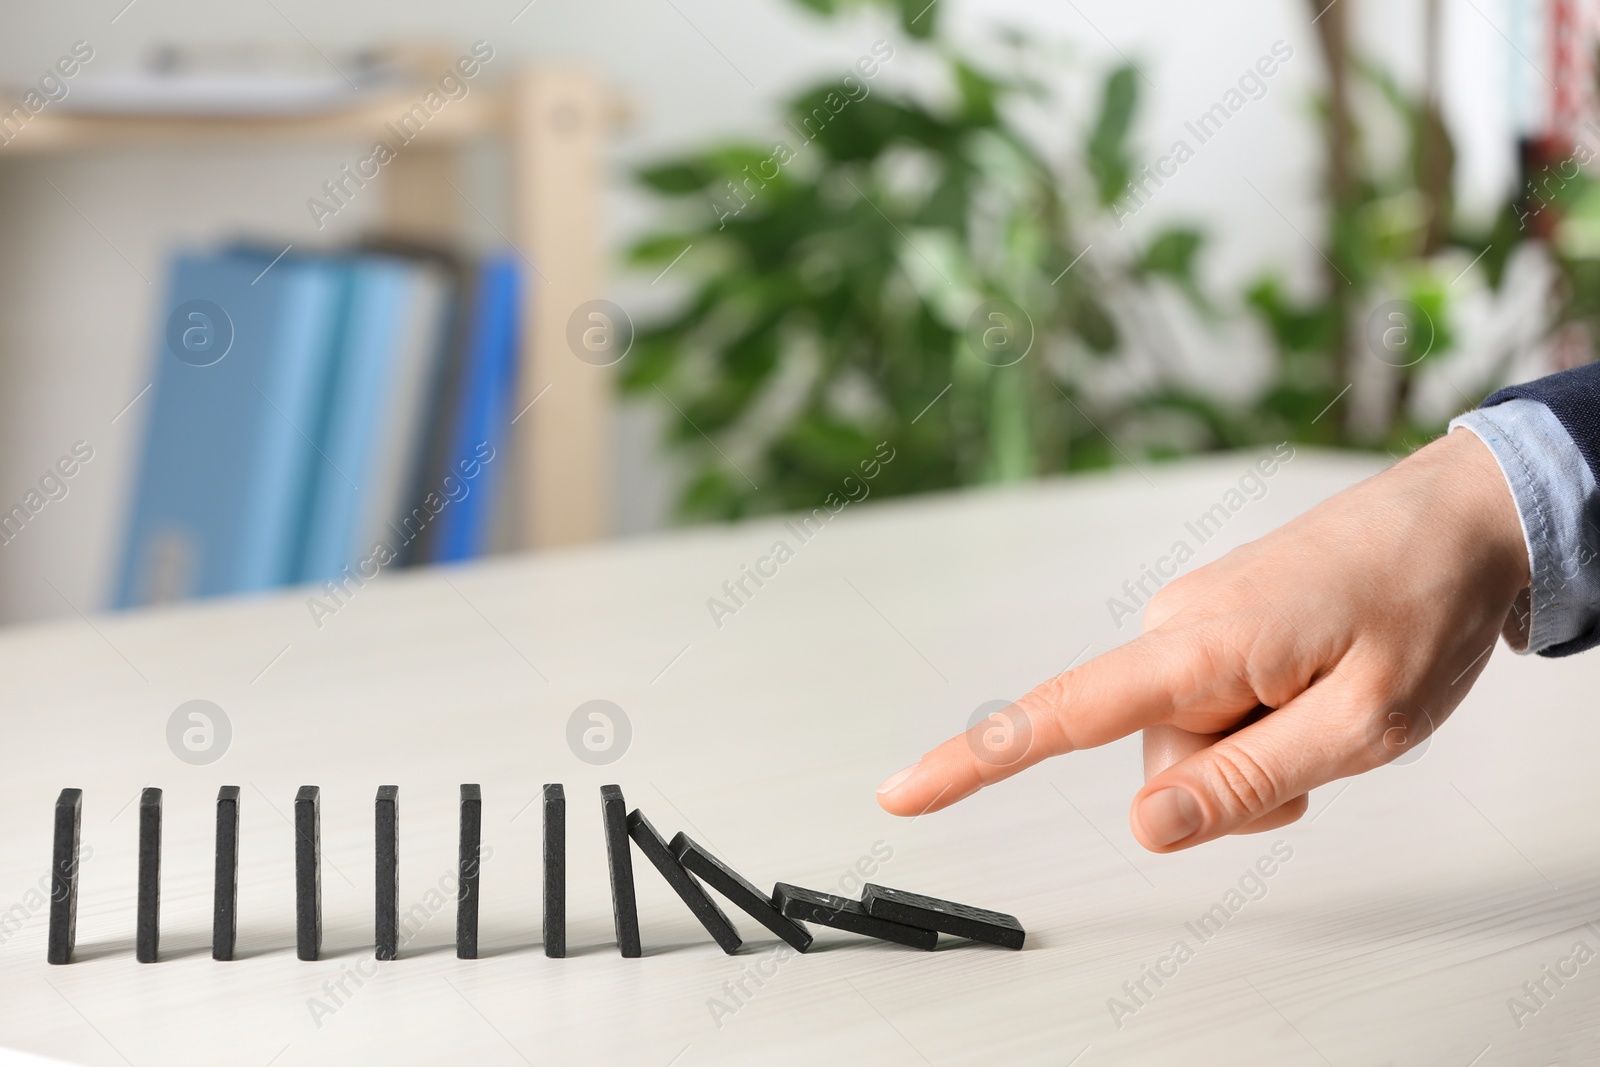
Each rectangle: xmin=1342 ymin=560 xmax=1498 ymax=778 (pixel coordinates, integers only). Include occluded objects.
xmin=875 ymin=627 xmax=1229 ymax=816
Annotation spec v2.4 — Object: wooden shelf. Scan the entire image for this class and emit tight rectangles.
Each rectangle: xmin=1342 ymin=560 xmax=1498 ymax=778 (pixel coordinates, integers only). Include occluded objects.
xmin=0 ymin=67 xmax=619 ymax=552
xmin=4 ymin=81 xmax=631 ymax=156
xmin=1 ymin=90 xmax=506 ymax=155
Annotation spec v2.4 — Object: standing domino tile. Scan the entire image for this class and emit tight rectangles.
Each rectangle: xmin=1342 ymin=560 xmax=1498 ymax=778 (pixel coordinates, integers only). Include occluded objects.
xmin=627 ymin=809 xmax=741 ymax=955
xmin=375 ymin=786 xmax=399 ymax=961
xmin=599 ymin=785 xmax=641 ymax=957
xmin=136 ymin=788 xmax=162 ymax=963
xmin=295 ymin=786 xmax=321 ymax=962
xmin=457 ymin=784 xmax=482 ymax=959
xmin=772 ymin=883 xmax=936 ymax=951
xmin=47 ymin=788 xmax=82 ymax=965
xmin=213 ymin=786 xmax=240 ymax=961
xmin=860 ymin=884 xmax=1025 ymax=950
xmin=670 ymin=833 xmax=812 ymax=953
xmin=542 ymin=784 xmax=565 ymax=959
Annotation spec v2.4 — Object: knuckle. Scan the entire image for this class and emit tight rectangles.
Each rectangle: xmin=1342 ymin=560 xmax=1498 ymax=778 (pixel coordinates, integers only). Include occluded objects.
xmin=1144 ymin=579 xmax=1194 ymax=631
xmin=1365 ymin=703 xmax=1432 ymax=769
xmin=1163 ymin=632 xmax=1254 ymax=722
xmin=1334 ymin=671 xmax=1415 ymax=766
xmin=1204 ymin=742 xmax=1281 ymax=818
xmin=1368 ymin=710 xmax=1405 ymax=763
xmin=1234 ymin=793 xmax=1309 ymax=835
xmin=1026 ymin=670 xmax=1070 ymax=710
xmin=1277 ymin=794 xmax=1310 ymax=826
xmin=1015 ymin=680 xmax=1079 ymax=753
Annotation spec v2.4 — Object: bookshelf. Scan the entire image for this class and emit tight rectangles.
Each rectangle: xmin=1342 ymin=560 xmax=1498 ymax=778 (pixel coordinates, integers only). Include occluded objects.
xmin=6 ymin=66 xmax=620 ymax=552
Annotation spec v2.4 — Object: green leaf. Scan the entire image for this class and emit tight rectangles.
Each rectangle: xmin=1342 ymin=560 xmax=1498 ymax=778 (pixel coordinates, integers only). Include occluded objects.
xmin=1139 ymin=228 xmax=1203 ymax=279
xmin=1063 ymin=285 xmax=1118 ymax=353
xmin=617 ymin=335 xmax=679 ymax=392
xmin=637 ymin=161 xmax=718 ymax=194
xmin=628 ymin=233 xmax=700 ymax=265
xmin=678 ymin=469 xmax=745 ymax=522
xmin=897 ymin=0 xmax=938 ymax=38
xmin=1245 ymin=276 xmax=1334 ymax=355
xmin=953 ymin=61 xmax=1001 ymax=126
xmin=1086 ymin=65 xmax=1138 ymax=208
xmin=917 ymin=165 xmax=970 ymax=230
xmin=1400 ymin=276 xmax=1454 ymax=366
xmin=1454 ymin=209 xmax=1518 ymax=289
xmin=792 ymin=95 xmax=941 ymax=162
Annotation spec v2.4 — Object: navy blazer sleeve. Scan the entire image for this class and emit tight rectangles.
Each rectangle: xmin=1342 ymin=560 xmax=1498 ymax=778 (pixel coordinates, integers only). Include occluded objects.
xmin=1485 ymin=364 xmax=1600 ymax=484
xmin=1459 ymin=365 xmax=1600 ymax=656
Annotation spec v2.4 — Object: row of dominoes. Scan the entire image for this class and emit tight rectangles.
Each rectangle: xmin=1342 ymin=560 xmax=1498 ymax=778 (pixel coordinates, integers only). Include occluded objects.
xmin=45 ymin=783 xmax=1024 ymax=964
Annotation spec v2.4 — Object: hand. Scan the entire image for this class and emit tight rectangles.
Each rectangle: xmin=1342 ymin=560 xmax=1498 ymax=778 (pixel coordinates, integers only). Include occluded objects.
xmin=875 ymin=430 xmax=1529 ymax=852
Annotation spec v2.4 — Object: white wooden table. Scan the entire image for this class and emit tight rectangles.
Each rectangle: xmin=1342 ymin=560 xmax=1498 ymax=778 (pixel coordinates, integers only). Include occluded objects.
xmin=0 ymin=451 xmax=1595 ymax=1065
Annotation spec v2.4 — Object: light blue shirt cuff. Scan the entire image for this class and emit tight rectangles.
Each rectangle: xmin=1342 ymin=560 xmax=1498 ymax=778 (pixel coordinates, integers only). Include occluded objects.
xmin=1450 ymin=398 xmax=1600 ymax=655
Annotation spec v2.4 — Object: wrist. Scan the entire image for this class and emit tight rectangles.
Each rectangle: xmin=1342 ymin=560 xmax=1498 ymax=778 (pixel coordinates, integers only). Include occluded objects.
xmin=1427 ymin=428 xmax=1532 ymax=597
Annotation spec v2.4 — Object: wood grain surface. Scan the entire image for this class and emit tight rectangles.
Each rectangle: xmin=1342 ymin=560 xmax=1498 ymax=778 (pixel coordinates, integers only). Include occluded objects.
xmin=0 ymin=451 xmax=1594 ymax=1065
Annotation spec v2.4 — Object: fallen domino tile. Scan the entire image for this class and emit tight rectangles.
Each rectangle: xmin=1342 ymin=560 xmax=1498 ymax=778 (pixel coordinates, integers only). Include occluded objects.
xmin=543 ymin=784 xmax=565 ymax=959
xmin=47 ymin=788 xmax=82 ymax=965
xmin=457 ymin=784 xmax=482 ymax=959
xmin=136 ymin=788 xmax=162 ymax=963
xmin=626 ymin=809 xmax=741 ymax=955
xmin=861 ymin=884 xmax=1024 ymax=950
xmin=295 ymin=786 xmax=321 ymax=962
xmin=213 ymin=786 xmax=240 ymax=961
xmin=600 ymin=785 xmax=641 ymax=957
xmin=670 ymin=833 xmax=812 ymax=953
xmin=375 ymin=786 xmax=399 ymax=961
xmin=772 ymin=883 xmax=937 ymax=951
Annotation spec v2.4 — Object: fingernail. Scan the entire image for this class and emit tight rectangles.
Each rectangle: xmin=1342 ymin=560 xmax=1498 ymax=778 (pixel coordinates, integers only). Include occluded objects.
xmin=876 ymin=764 xmax=918 ymax=795
xmin=1137 ymin=788 xmax=1202 ymax=847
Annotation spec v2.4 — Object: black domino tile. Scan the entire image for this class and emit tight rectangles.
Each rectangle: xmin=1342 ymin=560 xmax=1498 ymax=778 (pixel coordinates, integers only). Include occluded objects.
xmin=295 ymin=786 xmax=321 ymax=962
xmin=860 ymin=884 xmax=1024 ymax=950
xmin=670 ymin=833 xmax=811 ymax=953
xmin=772 ymin=883 xmax=937 ymax=951
xmin=457 ymin=784 xmax=482 ymax=959
xmin=600 ymin=785 xmax=641 ymax=958
xmin=213 ymin=786 xmax=240 ymax=961
xmin=375 ymin=786 xmax=398 ymax=961
xmin=136 ymin=788 xmax=162 ymax=963
xmin=543 ymin=784 xmax=565 ymax=959
xmin=626 ymin=809 xmax=741 ymax=955
xmin=47 ymin=788 xmax=82 ymax=965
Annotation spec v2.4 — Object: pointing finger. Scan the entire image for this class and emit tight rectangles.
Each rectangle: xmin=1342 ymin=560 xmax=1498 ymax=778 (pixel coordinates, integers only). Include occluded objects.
xmin=877 ymin=625 xmax=1253 ymax=817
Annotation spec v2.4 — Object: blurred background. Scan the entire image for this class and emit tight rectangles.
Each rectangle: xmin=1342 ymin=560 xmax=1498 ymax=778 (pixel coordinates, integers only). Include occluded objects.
xmin=0 ymin=0 xmax=1589 ymax=626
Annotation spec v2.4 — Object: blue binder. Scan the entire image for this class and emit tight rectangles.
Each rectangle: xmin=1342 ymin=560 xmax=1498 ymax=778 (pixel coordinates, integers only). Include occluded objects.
xmin=114 ymin=250 xmax=343 ymax=607
xmin=430 ymin=253 xmax=523 ymax=562
xmin=297 ymin=257 xmax=415 ymax=584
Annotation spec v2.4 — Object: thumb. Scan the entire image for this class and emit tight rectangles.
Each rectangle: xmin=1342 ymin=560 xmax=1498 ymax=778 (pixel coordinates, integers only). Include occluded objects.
xmin=1129 ymin=685 xmax=1350 ymax=852
xmin=1144 ymin=717 xmax=1309 ymax=837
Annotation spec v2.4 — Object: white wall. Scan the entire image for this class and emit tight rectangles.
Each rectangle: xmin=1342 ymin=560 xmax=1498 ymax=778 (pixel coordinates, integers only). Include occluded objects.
xmin=0 ymin=0 xmax=1517 ymax=625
